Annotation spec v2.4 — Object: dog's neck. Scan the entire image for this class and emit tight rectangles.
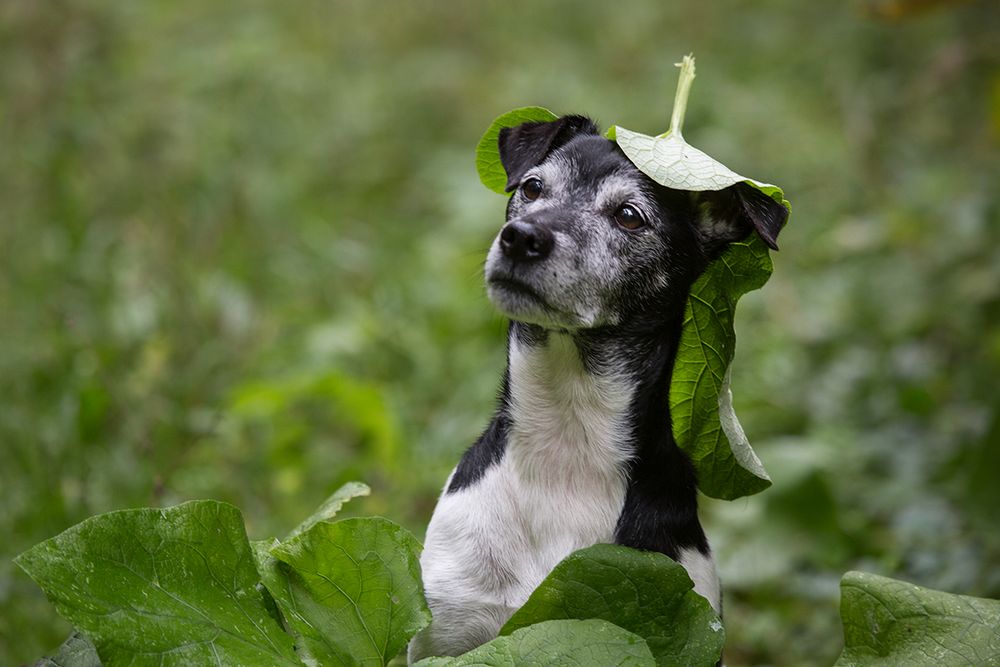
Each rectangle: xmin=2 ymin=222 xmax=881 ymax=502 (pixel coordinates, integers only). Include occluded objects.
xmin=504 ymin=309 xmax=684 ymax=479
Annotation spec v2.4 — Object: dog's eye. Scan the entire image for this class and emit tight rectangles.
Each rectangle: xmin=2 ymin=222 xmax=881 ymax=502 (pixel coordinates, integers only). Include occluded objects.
xmin=614 ymin=204 xmax=645 ymax=230
xmin=521 ymin=178 xmax=543 ymax=201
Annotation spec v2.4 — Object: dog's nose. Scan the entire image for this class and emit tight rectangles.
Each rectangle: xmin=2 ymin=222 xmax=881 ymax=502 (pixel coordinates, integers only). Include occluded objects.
xmin=499 ymin=221 xmax=554 ymax=263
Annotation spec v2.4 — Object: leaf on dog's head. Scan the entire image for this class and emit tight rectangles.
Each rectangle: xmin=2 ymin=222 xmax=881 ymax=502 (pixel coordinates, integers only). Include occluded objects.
xmin=474 ymin=56 xmax=790 ymax=501
xmin=614 ymin=125 xmax=790 ymax=208
xmin=611 ymin=57 xmax=790 ymax=207
xmin=670 ymin=236 xmax=775 ymax=499
xmin=476 ymin=106 xmax=558 ymax=194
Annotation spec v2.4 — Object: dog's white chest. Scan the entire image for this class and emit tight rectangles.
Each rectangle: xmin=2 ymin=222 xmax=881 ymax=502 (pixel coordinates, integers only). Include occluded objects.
xmin=414 ymin=334 xmax=635 ymax=658
xmin=503 ymin=333 xmax=634 ymax=576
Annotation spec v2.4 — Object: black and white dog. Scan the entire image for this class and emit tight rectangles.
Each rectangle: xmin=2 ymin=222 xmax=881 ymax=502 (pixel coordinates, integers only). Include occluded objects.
xmin=408 ymin=115 xmax=785 ymax=661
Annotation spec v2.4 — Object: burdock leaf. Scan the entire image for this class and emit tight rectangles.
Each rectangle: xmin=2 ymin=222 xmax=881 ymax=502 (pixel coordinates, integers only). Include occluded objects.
xmin=835 ymin=571 xmax=1000 ymax=666
xmin=414 ymin=619 xmax=655 ymax=667
xmin=667 ymin=236 xmax=775 ymax=499
xmin=265 ymin=517 xmax=431 ymax=667
xmin=614 ymin=126 xmax=788 ymax=200
xmin=15 ymin=501 xmax=301 ymax=667
xmin=500 ymin=544 xmax=724 ymax=667
xmin=613 ymin=56 xmax=789 ymax=206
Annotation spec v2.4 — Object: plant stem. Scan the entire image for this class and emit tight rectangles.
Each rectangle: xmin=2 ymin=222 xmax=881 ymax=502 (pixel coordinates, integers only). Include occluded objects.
xmin=668 ymin=54 xmax=696 ymax=138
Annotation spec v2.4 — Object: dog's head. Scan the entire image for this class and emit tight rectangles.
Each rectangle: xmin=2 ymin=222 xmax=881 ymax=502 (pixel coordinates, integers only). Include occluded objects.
xmin=484 ymin=115 xmax=787 ymax=331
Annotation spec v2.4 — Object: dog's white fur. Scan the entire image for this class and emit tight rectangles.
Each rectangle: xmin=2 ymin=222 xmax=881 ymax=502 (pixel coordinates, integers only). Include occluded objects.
xmin=409 ymin=332 xmax=721 ymax=661
xmin=679 ymin=547 xmax=722 ymax=612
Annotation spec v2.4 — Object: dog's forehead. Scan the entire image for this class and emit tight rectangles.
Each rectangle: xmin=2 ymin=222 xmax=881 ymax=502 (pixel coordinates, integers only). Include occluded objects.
xmin=536 ymin=136 xmax=647 ymax=196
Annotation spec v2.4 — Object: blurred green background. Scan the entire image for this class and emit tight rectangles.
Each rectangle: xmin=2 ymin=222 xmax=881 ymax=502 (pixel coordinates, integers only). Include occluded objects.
xmin=2 ymin=1 xmax=998 ymax=664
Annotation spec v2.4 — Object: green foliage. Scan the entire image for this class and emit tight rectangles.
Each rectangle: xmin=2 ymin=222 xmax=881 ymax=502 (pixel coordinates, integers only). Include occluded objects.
xmin=501 ymin=544 xmax=724 ymax=667
xmin=13 ymin=488 xmax=707 ymax=666
xmin=16 ymin=487 xmax=433 ymax=666
xmin=415 ymin=619 xmax=656 ymax=666
xmin=18 ymin=488 xmax=1000 ymax=666
xmin=2 ymin=2 xmax=999 ymax=665
xmin=836 ymin=571 xmax=1000 ymax=667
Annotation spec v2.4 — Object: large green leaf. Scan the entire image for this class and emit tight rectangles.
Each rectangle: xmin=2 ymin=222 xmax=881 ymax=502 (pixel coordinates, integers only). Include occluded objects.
xmin=15 ymin=501 xmax=301 ymax=667
xmin=614 ymin=125 xmax=788 ymax=199
xmin=264 ymin=517 xmax=431 ymax=667
xmin=253 ymin=536 xmax=342 ymax=667
xmin=611 ymin=56 xmax=786 ymax=201
xmin=500 ymin=544 xmax=723 ymax=667
xmin=251 ymin=481 xmax=375 ymax=664
xmin=835 ymin=571 xmax=1000 ymax=667
xmin=415 ymin=619 xmax=655 ymax=667
xmin=667 ymin=236 xmax=775 ymax=499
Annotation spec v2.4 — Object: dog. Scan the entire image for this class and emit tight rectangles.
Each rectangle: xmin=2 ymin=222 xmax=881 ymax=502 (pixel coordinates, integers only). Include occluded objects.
xmin=408 ymin=115 xmax=786 ymax=662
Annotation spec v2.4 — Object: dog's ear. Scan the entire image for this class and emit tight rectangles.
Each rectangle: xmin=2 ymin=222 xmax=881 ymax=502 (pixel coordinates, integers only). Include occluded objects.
xmin=694 ymin=182 xmax=788 ymax=252
xmin=498 ymin=115 xmax=598 ymax=192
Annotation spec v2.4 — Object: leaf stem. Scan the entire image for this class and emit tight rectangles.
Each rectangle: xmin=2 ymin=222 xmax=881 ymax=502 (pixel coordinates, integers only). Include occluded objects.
xmin=668 ymin=54 xmax=696 ymax=138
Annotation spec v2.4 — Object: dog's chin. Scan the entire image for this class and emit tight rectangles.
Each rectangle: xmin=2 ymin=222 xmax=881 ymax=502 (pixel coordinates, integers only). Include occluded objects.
xmin=486 ymin=278 xmax=571 ymax=329
xmin=486 ymin=277 xmax=595 ymax=330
